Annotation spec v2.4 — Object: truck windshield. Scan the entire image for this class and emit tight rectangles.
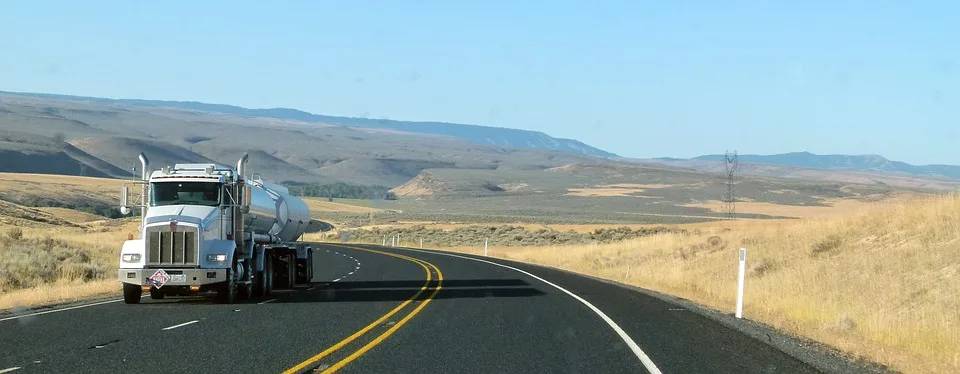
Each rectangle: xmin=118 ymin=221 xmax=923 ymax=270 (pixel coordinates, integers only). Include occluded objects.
xmin=151 ymin=182 xmax=221 ymax=207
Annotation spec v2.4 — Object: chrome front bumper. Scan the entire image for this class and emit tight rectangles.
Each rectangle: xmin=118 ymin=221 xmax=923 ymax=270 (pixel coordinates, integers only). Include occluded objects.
xmin=118 ymin=268 xmax=227 ymax=287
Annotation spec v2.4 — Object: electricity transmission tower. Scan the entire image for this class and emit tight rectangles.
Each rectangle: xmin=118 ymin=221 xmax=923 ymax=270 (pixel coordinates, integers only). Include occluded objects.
xmin=721 ymin=150 xmax=739 ymax=220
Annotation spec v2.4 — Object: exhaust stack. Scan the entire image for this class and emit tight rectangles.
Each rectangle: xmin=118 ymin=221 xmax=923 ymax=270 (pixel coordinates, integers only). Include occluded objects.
xmin=138 ymin=153 xmax=149 ymax=218
xmin=236 ymin=153 xmax=249 ymax=182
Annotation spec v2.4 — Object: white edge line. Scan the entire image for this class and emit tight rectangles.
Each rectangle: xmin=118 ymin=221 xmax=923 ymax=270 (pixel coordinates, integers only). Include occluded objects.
xmin=332 ymin=278 xmax=341 ymax=282
xmin=258 ymin=298 xmax=277 ymax=305
xmin=0 ymin=367 xmax=22 ymax=373
xmin=0 ymin=298 xmax=122 ymax=322
xmin=162 ymin=320 xmax=199 ymax=331
xmin=398 ymin=247 xmax=663 ymax=374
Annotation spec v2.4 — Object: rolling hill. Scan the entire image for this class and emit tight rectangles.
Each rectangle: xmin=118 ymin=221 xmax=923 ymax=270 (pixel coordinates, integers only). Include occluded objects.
xmin=690 ymin=151 xmax=960 ymax=178
xmin=0 ymin=91 xmax=609 ymax=186
xmin=1 ymin=90 xmax=617 ymax=158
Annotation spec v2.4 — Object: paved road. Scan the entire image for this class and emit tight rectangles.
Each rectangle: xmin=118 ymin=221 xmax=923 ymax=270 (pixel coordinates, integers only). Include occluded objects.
xmin=0 ymin=243 xmax=841 ymax=373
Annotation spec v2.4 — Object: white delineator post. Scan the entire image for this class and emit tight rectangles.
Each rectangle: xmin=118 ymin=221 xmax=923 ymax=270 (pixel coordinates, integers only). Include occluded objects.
xmin=382 ymin=236 xmax=386 ymax=246
xmin=484 ymin=238 xmax=488 ymax=256
xmin=736 ymin=248 xmax=746 ymax=319
xmin=420 ymin=238 xmax=423 ymax=249
xmin=391 ymin=236 xmax=395 ymax=247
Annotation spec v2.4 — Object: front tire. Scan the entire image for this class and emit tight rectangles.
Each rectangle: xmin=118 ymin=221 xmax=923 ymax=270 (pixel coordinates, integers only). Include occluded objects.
xmin=123 ymin=283 xmax=142 ymax=304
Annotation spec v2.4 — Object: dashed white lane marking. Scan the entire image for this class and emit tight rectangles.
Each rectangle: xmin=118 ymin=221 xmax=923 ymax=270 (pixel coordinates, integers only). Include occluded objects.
xmin=162 ymin=320 xmax=199 ymax=331
xmin=306 ymin=287 xmax=316 ymax=291
xmin=322 ymin=248 xmax=362 ymax=283
xmin=398 ymin=248 xmax=664 ymax=374
xmin=258 ymin=299 xmax=277 ymax=305
xmin=0 ymin=297 xmax=128 ymax=322
xmin=0 ymin=367 xmax=22 ymax=373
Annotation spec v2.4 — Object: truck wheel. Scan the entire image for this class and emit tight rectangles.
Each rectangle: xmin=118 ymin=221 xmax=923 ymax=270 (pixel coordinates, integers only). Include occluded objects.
xmin=123 ymin=283 xmax=142 ymax=304
xmin=287 ymin=254 xmax=296 ymax=288
xmin=238 ymin=283 xmax=252 ymax=301
xmin=149 ymin=288 xmax=165 ymax=300
xmin=217 ymin=271 xmax=237 ymax=304
xmin=295 ymin=259 xmax=308 ymax=285
xmin=264 ymin=254 xmax=274 ymax=296
xmin=252 ymin=257 xmax=265 ymax=298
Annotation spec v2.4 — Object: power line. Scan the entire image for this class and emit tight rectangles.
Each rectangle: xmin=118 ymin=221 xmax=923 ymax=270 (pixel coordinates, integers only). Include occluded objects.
xmin=721 ymin=150 xmax=739 ymax=220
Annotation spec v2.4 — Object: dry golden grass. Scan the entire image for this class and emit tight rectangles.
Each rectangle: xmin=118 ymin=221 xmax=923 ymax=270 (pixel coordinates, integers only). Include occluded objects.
xmin=35 ymin=207 xmax=109 ymax=223
xmin=0 ymin=219 xmax=137 ymax=310
xmin=0 ymin=172 xmax=126 ymax=201
xmin=302 ymin=197 xmax=378 ymax=213
xmin=683 ymin=194 xmax=916 ymax=219
xmin=0 ymin=280 xmax=120 ymax=310
xmin=427 ymin=193 xmax=959 ymax=373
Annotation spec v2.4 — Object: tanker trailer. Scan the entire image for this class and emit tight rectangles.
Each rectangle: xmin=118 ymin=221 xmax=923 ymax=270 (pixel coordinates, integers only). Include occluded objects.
xmin=116 ymin=153 xmax=314 ymax=304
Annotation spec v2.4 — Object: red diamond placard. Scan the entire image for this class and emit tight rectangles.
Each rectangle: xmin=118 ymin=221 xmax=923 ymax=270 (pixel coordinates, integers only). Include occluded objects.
xmin=149 ymin=269 xmax=170 ymax=288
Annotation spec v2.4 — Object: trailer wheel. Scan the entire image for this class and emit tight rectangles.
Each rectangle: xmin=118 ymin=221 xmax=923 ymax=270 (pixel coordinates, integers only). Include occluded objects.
xmin=287 ymin=253 xmax=296 ymax=288
xmin=264 ymin=254 xmax=274 ymax=296
xmin=252 ymin=257 xmax=265 ymax=298
xmin=123 ymin=283 xmax=142 ymax=304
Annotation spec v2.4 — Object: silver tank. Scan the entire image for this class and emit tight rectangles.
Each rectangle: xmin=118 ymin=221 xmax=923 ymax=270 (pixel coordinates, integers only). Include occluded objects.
xmin=243 ymin=179 xmax=311 ymax=243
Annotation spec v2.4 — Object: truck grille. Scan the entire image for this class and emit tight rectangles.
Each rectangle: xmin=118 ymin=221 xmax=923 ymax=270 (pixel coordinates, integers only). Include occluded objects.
xmin=146 ymin=226 xmax=198 ymax=267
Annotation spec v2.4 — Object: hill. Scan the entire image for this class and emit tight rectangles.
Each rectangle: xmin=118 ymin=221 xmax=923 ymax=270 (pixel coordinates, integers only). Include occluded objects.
xmin=628 ymin=153 xmax=960 ymax=191
xmin=680 ymin=151 xmax=960 ymax=179
xmin=0 ymin=90 xmax=617 ymax=158
xmin=0 ymin=91 xmax=611 ymax=187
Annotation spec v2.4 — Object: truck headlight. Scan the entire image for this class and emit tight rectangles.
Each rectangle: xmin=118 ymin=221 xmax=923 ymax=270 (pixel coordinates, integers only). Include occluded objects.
xmin=207 ymin=254 xmax=227 ymax=262
xmin=121 ymin=254 xmax=141 ymax=263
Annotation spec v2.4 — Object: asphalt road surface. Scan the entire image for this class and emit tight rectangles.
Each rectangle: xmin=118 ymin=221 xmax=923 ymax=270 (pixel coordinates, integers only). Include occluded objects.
xmin=0 ymin=243 xmax=854 ymax=373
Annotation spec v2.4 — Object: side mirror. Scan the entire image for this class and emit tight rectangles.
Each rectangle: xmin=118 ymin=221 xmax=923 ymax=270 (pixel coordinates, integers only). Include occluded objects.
xmin=120 ymin=186 xmax=131 ymax=215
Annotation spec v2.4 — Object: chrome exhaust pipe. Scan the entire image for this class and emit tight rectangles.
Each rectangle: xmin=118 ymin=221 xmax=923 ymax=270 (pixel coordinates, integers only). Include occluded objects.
xmin=138 ymin=153 xmax=149 ymax=218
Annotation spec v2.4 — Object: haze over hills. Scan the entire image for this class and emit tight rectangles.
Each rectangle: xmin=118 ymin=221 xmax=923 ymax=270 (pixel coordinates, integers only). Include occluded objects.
xmin=690 ymin=152 xmax=960 ymax=179
xmin=1 ymin=90 xmax=617 ymax=158
xmin=630 ymin=152 xmax=960 ymax=191
xmin=3 ymin=89 xmax=958 ymax=197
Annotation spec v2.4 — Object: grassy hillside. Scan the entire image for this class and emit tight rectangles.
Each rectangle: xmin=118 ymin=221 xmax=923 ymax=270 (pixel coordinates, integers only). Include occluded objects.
xmin=421 ymin=194 xmax=958 ymax=374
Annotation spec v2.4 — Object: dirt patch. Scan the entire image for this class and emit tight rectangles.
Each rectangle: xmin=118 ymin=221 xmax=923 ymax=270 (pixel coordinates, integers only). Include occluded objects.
xmin=303 ymin=198 xmax=377 ymax=213
xmin=390 ymin=172 xmax=449 ymax=197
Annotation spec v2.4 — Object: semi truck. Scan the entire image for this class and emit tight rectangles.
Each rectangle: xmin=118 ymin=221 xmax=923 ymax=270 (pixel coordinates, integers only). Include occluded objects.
xmin=117 ymin=153 xmax=314 ymax=304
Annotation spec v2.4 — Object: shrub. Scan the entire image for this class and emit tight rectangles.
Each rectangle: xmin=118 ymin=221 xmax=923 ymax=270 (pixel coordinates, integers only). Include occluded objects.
xmin=6 ymin=227 xmax=23 ymax=240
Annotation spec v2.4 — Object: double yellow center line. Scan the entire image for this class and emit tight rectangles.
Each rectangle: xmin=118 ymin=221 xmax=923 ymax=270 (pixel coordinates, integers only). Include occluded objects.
xmin=283 ymin=245 xmax=443 ymax=374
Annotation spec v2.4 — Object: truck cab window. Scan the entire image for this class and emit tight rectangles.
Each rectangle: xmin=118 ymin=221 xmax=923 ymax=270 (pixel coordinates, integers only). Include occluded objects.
xmin=151 ymin=182 xmax=221 ymax=207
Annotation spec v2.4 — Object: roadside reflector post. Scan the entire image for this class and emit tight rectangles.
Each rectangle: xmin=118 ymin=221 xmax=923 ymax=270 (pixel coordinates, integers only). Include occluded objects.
xmin=420 ymin=238 xmax=423 ymax=248
xmin=391 ymin=236 xmax=395 ymax=247
xmin=484 ymin=238 xmax=488 ymax=256
xmin=736 ymin=248 xmax=746 ymax=319
xmin=382 ymin=236 xmax=386 ymax=246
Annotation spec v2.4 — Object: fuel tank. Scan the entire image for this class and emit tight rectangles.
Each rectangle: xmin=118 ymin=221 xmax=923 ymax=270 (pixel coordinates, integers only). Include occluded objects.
xmin=243 ymin=179 xmax=311 ymax=243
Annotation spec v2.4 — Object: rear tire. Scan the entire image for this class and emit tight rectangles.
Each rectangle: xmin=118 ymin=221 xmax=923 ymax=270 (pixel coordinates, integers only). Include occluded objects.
xmin=287 ymin=254 xmax=296 ymax=288
xmin=252 ymin=256 xmax=265 ymax=298
xmin=123 ymin=283 xmax=142 ymax=304
xmin=238 ymin=283 xmax=252 ymax=301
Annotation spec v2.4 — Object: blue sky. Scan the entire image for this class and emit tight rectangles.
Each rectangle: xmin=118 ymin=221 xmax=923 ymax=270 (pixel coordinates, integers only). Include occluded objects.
xmin=0 ymin=1 xmax=957 ymax=164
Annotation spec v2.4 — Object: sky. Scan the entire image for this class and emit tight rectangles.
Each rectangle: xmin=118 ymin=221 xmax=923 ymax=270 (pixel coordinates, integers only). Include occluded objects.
xmin=0 ymin=1 xmax=957 ymax=164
